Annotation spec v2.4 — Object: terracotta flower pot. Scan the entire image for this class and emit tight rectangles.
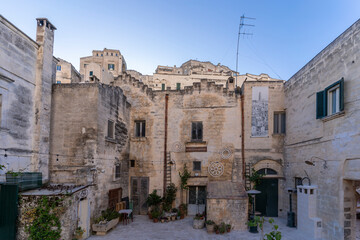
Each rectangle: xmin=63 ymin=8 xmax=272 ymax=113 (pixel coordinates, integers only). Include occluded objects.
xmin=180 ymin=215 xmax=184 ymax=219
xmin=153 ymin=218 xmax=159 ymax=223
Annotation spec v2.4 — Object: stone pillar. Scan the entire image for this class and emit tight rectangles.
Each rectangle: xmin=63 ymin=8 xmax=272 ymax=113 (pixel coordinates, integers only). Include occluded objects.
xmin=297 ymin=185 xmax=322 ymax=239
xmin=31 ymin=18 xmax=56 ymax=182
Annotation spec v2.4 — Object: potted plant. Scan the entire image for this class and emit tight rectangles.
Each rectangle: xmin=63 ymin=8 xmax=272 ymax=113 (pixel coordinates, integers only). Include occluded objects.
xmin=193 ymin=213 xmax=205 ymax=229
xmin=92 ymin=209 xmax=120 ymax=235
xmin=205 ymin=220 xmax=215 ymax=233
xmin=73 ymin=227 xmax=85 ymax=239
xmin=177 ymin=211 xmax=181 ymax=220
xmin=226 ymin=224 xmax=231 ymax=232
xmin=179 ymin=203 xmax=187 ymax=218
xmin=151 ymin=209 xmax=160 ymax=223
xmin=219 ymin=222 xmax=226 ymax=234
xmin=146 ymin=190 xmax=162 ymax=215
xmin=247 ymin=216 xmax=264 ymax=234
xmin=214 ymin=225 xmax=219 ymax=234
xmin=171 ymin=208 xmax=178 ymax=221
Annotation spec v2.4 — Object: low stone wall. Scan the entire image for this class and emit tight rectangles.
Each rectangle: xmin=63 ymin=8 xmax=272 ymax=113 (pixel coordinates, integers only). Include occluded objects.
xmin=207 ymin=198 xmax=248 ymax=230
xmin=17 ymin=189 xmax=87 ymax=240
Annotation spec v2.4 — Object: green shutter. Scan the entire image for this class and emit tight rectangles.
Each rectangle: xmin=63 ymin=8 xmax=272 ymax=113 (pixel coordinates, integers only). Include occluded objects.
xmin=316 ymin=90 xmax=325 ymax=119
xmin=339 ymin=77 xmax=344 ymax=111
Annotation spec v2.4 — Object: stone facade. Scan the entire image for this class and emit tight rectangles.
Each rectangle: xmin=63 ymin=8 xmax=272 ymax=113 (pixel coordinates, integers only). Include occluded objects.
xmin=49 ymin=83 xmax=131 ymax=218
xmin=0 ymin=15 xmax=56 ymax=182
xmin=55 ymin=58 xmax=81 ymax=84
xmin=284 ymin=19 xmax=360 ymax=240
xmin=80 ymin=48 xmax=126 ymax=83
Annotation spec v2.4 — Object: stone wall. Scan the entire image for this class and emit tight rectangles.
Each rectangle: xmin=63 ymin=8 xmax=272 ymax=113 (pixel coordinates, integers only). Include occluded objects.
xmin=0 ymin=16 xmax=55 ymax=183
xmin=284 ymin=19 xmax=360 ymax=240
xmin=50 ymin=83 xmax=130 ymax=218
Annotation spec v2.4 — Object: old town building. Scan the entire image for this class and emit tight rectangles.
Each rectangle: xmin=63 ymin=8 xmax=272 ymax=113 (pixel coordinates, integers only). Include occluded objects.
xmin=0 ymin=13 xmax=360 ymax=240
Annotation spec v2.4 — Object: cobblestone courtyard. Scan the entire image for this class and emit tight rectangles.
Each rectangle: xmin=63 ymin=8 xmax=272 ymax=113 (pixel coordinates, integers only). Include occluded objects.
xmin=88 ymin=215 xmax=305 ymax=240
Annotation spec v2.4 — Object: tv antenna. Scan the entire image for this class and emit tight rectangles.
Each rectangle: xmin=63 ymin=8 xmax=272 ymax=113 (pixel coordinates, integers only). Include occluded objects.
xmin=235 ymin=14 xmax=255 ymax=87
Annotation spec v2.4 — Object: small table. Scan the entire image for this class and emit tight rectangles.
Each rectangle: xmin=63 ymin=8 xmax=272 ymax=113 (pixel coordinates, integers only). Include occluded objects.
xmin=119 ymin=209 xmax=133 ymax=225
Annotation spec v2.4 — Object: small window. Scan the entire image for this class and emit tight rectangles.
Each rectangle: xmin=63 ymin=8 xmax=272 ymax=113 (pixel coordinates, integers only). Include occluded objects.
xmin=56 ymin=81 xmax=61 ymax=84
xmin=193 ymin=161 xmax=201 ymax=171
xmin=191 ymin=122 xmax=203 ymax=141
xmin=316 ymin=78 xmax=344 ymax=119
xmin=89 ymin=71 xmax=93 ymax=76
xmin=101 ymin=54 xmax=103 ymax=56
xmin=111 ymin=53 xmax=113 ymax=56
xmin=135 ymin=120 xmax=146 ymax=137
xmin=116 ymin=53 xmax=118 ymax=56
xmin=106 ymin=52 xmax=108 ymax=56
xmin=274 ymin=112 xmax=286 ymax=134
xmin=107 ymin=120 xmax=114 ymax=139
xmin=115 ymin=164 xmax=121 ymax=179
xmin=161 ymin=83 xmax=165 ymax=91
xmin=176 ymin=83 xmax=181 ymax=90
xmin=56 ymin=65 xmax=61 ymax=71
xmin=256 ymin=168 xmax=277 ymax=175
xmin=130 ymin=160 xmax=135 ymax=167
xmin=108 ymin=64 xmax=115 ymax=71
xmin=96 ymin=53 xmax=99 ymax=56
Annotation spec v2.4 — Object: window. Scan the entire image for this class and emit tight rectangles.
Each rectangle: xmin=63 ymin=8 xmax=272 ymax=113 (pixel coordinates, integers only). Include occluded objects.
xmin=135 ymin=120 xmax=146 ymax=137
xmin=256 ymin=168 xmax=277 ymax=175
xmin=108 ymin=64 xmax=115 ymax=71
xmin=107 ymin=120 xmax=114 ymax=139
xmin=316 ymin=78 xmax=344 ymax=119
xmin=56 ymin=81 xmax=61 ymax=84
xmin=56 ymin=65 xmax=61 ymax=71
xmin=161 ymin=83 xmax=165 ymax=91
xmin=116 ymin=53 xmax=118 ymax=56
xmin=115 ymin=164 xmax=121 ymax=179
xmin=96 ymin=53 xmax=99 ymax=56
xmin=101 ymin=54 xmax=103 ymax=56
xmin=106 ymin=52 xmax=108 ymax=56
xmin=111 ymin=53 xmax=113 ymax=56
xmin=191 ymin=122 xmax=203 ymax=141
xmin=295 ymin=177 xmax=302 ymax=188
xmin=130 ymin=160 xmax=135 ymax=167
xmin=176 ymin=83 xmax=181 ymax=90
xmin=89 ymin=71 xmax=93 ymax=76
xmin=193 ymin=161 xmax=201 ymax=171
xmin=274 ymin=112 xmax=286 ymax=134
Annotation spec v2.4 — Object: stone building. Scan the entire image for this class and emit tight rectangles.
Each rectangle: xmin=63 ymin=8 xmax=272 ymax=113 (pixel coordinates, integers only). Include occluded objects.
xmin=50 ymin=83 xmax=131 ymax=218
xmin=0 ymin=15 xmax=57 ymax=182
xmin=283 ymin=19 xmax=360 ymax=240
xmin=55 ymin=58 xmax=81 ymax=84
xmin=80 ymin=48 xmax=127 ymax=83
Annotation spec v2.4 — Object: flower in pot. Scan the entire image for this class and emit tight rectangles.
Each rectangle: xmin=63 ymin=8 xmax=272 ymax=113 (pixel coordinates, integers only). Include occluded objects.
xmin=151 ymin=209 xmax=160 ymax=223
xmin=226 ymin=224 xmax=231 ymax=232
xmin=205 ymin=220 xmax=215 ymax=233
xmin=193 ymin=214 xmax=205 ymax=229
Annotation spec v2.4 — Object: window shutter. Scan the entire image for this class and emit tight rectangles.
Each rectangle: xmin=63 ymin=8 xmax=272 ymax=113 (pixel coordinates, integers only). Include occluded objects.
xmin=339 ymin=77 xmax=344 ymax=111
xmin=316 ymin=91 xmax=325 ymax=119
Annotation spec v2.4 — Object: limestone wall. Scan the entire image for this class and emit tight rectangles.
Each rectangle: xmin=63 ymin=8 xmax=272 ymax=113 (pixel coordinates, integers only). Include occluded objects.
xmin=284 ymin=19 xmax=360 ymax=240
xmin=50 ymin=83 xmax=130 ymax=218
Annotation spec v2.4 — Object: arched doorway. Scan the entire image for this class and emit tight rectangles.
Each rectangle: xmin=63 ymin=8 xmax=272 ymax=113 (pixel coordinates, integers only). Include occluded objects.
xmin=252 ymin=160 xmax=284 ymax=217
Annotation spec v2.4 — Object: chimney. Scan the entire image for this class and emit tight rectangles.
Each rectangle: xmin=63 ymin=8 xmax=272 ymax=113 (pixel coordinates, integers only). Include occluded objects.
xmin=32 ymin=18 xmax=56 ymax=183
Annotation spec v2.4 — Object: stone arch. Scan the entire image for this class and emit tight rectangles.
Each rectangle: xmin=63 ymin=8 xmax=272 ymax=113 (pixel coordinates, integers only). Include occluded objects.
xmin=252 ymin=159 xmax=284 ymax=178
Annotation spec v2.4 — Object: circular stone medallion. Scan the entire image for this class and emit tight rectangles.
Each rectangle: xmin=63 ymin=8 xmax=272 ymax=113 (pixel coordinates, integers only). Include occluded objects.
xmin=208 ymin=162 xmax=224 ymax=177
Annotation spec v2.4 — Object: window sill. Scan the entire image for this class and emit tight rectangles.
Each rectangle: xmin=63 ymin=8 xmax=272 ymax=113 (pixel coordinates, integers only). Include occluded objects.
xmin=186 ymin=141 xmax=207 ymax=145
xmin=105 ymin=137 xmax=117 ymax=143
xmin=272 ymin=133 xmax=286 ymax=137
xmin=321 ymin=111 xmax=345 ymax=122
xmin=131 ymin=137 xmax=147 ymax=142
xmin=250 ymin=135 xmax=269 ymax=138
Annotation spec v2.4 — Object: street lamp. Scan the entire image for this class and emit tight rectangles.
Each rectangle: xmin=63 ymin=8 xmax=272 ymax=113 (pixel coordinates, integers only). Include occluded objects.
xmin=246 ymin=189 xmax=261 ymax=219
xmin=286 ymin=188 xmax=297 ymax=227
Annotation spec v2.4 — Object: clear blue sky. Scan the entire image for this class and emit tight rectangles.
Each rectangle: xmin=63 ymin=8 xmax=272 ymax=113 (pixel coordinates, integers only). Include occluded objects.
xmin=2 ymin=0 xmax=359 ymax=80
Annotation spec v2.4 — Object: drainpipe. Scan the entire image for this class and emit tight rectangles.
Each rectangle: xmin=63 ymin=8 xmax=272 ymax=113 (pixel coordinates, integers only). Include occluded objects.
xmin=241 ymin=93 xmax=245 ymax=180
xmin=240 ymin=78 xmax=247 ymax=180
xmin=164 ymin=94 xmax=169 ymax=194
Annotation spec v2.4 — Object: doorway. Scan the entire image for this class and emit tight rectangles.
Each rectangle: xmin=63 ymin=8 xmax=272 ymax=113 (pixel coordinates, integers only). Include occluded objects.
xmin=188 ymin=186 xmax=206 ymax=215
xmin=77 ymin=197 xmax=90 ymax=239
xmin=255 ymin=178 xmax=278 ymax=217
xmin=131 ymin=177 xmax=149 ymax=215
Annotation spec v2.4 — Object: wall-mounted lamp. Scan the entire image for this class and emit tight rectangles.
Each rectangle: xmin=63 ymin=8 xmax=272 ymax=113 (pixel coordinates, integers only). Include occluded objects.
xmin=305 ymin=156 xmax=328 ymax=169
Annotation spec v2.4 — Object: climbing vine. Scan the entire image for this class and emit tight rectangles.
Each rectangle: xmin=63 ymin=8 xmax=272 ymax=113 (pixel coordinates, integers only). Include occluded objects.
xmin=25 ymin=196 xmax=63 ymax=240
xmin=179 ymin=164 xmax=191 ymax=190
xmin=247 ymin=168 xmax=264 ymax=188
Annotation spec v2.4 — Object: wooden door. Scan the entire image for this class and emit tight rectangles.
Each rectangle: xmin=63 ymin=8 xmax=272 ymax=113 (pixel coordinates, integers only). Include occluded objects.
xmin=108 ymin=188 xmax=122 ymax=209
xmin=255 ymin=178 xmax=278 ymax=217
xmin=131 ymin=177 xmax=149 ymax=215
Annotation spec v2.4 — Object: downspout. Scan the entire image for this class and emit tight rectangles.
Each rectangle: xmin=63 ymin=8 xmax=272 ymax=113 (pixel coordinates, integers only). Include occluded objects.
xmin=240 ymin=78 xmax=247 ymax=180
xmin=164 ymin=94 xmax=169 ymax=194
xmin=241 ymin=93 xmax=245 ymax=180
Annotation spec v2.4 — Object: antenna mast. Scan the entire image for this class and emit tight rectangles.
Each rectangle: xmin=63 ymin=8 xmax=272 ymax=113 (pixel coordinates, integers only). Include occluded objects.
xmin=236 ymin=14 xmax=255 ymax=87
